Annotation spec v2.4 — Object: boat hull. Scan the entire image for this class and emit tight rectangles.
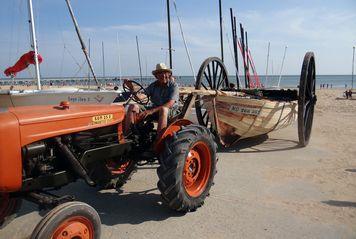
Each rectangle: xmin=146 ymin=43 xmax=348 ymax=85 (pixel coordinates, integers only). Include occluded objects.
xmin=203 ymin=95 xmax=297 ymax=146
xmin=0 ymin=89 xmax=120 ymax=107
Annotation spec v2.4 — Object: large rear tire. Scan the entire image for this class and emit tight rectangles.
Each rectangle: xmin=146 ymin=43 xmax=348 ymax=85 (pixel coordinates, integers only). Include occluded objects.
xmin=157 ymin=125 xmax=217 ymax=212
xmin=0 ymin=193 xmax=22 ymax=228
xmin=30 ymin=201 xmax=101 ymax=239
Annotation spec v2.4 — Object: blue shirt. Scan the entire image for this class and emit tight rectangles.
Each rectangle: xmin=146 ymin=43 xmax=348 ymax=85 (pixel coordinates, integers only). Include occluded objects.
xmin=145 ymin=80 xmax=179 ymax=107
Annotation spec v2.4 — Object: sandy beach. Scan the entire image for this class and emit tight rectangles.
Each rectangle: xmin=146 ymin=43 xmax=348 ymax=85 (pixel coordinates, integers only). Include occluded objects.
xmin=0 ymin=89 xmax=355 ymax=239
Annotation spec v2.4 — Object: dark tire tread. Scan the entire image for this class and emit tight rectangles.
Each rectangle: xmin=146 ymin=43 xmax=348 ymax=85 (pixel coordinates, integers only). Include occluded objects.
xmin=157 ymin=125 xmax=217 ymax=212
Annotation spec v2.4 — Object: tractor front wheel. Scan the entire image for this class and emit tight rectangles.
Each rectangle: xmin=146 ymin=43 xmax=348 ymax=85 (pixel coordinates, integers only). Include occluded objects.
xmin=157 ymin=125 xmax=217 ymax=212
xmin=30 ymin=201 xmax=101 ymax=239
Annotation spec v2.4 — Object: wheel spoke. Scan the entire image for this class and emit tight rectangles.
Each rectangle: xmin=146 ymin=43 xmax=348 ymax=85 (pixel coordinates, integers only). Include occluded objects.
xmin=207 ymin=64 xmax=213 ymax=88
xmin=217 ymin=70 xmax=226 ymax=89
xmin=201 ymin=82 xmax=208 ymax=90
xmin=305 ymin=99 xmax=311 ymax=108
xmin=212 ymin=61 xmax=218 ymax=84
xmin=216 ymin=66 xmax=223 ymax=89
xmin=304 ymin=104 xmax=311 ymax=128
xmin=202 ymin=110 xmax=208 ymax=119
xmin=204 ymin=72 xmax=213 ymax=88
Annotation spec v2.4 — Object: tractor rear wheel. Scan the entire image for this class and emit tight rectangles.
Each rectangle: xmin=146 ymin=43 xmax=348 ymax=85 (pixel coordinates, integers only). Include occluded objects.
xmin=0 ymin=193 xmax=22 ymax=228
xmin=157 ymin=125 xmax=217 ymax=212
xmin=30 ymin=201 xmax=101 ymax=239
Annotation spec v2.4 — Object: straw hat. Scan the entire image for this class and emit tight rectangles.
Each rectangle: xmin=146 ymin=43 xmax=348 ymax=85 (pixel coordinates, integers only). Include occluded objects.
xmin=152 ymin=63 xmax=172 ymax=75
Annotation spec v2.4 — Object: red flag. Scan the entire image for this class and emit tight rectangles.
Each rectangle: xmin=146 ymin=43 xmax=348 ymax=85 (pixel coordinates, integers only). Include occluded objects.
xmin=4 ymin=51 xmax=43 ymax=77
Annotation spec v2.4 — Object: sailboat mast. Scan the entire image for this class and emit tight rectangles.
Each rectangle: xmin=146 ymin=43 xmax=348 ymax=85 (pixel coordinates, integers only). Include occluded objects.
xmin=277 ymin=45 xmax=288 ymax=87
xmin=102 ymin=41 xmax=105 ymax=78
xmin=116 ymin=33 xmax=122 ymax=81
xmin=87 ymin=38 xmax=91 ymax=89
xmin=136 ymin=36 xmax=143 ymax=84
xmin=27 ymin=0 xmax=41 ymax=90
xmin=219 ymin=0 xmax=224 ymax=62
xmin=230 ymin=8 xmax=240 ymax=89
xmin=166 ymin=0 xmax=173 ymax=68
xmin=265 ymin=42 xmax=270 ymax=87
xmin=65 ymin=0 xmax=99 ymax=87
xmin=352 ymin=46 xmax=355 ymax=89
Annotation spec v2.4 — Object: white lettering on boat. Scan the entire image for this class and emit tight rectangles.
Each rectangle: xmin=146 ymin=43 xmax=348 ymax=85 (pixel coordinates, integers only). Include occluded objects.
xmin=229 ymin=105 xmax=260 ymax=116
xmin=67 ymin=96 xmax=91 ymax=102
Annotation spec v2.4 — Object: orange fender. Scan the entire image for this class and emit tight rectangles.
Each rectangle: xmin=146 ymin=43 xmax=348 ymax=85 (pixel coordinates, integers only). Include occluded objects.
xmin=154 ymin=119 xmax=192 ymax=153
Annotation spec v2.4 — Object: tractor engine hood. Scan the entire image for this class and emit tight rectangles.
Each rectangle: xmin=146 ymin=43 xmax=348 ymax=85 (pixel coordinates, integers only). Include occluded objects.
xmin=8 ymin=103 xmax=125 ymax=146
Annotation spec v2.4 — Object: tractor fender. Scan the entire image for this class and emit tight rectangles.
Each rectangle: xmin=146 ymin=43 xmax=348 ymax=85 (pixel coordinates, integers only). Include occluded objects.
xmin=154 ymin=119 xmax=192 ymax=153
xmin=0 ymin=111 xmax=22 ymax=192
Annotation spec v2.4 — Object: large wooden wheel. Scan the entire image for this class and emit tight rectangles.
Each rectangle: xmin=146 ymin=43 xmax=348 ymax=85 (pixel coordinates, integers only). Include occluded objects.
xmin=298 ymin=52 xmax=317 ymax=147
xmin=195 ymin=57 xmax=229 ymax=131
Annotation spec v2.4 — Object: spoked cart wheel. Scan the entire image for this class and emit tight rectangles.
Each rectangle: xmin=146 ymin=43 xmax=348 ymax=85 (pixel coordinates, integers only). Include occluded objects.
xmin=157 ymin=125 xmax=217 ymax=212
xmin=195 ymin=57 xmax=229 ymax=131
xmin=0 ymin=193 xmax=22 ymax=228
xmin=298 ymin=52 xmax=317 ymax=147
xmin=30 ymin=201 xmax=101 ymax=239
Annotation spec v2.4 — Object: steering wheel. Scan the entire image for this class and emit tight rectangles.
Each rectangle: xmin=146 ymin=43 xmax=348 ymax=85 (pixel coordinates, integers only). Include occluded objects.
xmin=123 ymin=80 xmax=150 ymax=105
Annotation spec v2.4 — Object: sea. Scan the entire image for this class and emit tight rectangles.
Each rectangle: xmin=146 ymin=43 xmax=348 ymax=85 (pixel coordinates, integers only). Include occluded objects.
xmin=0 ymin=75 xmax=354 ymax=89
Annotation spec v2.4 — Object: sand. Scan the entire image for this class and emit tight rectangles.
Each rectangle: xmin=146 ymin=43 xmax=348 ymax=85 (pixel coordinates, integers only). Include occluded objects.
xmin=0 ymin=88 xmax=355 ymax=239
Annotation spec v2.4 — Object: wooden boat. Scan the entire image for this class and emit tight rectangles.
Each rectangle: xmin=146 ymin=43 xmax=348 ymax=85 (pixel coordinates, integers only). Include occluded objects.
xmin=201 ymin=94 xmax=297 ymax=146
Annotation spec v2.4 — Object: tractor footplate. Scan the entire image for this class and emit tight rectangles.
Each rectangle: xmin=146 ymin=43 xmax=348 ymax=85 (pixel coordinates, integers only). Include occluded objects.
xmin=26 ymin=191 xmax=75 ymax=210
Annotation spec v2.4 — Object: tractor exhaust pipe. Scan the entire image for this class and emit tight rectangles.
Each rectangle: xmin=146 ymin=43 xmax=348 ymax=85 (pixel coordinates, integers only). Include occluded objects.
xmin=54 ymin=137 xmax=95 ymax=186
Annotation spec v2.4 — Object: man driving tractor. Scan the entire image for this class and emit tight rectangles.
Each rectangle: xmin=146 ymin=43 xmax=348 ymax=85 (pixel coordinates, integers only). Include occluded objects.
xmin=123 ymin=63 xmax=179 ymax=135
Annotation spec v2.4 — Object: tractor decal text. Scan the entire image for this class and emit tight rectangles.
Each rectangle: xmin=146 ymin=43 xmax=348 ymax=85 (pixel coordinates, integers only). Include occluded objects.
xmin=91 ymin=114 xmax=114 ymax=125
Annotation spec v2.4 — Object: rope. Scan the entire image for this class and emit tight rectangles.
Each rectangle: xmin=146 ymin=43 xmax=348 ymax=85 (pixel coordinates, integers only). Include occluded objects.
xmin=172 ymin=0 xmax=196 ymax=82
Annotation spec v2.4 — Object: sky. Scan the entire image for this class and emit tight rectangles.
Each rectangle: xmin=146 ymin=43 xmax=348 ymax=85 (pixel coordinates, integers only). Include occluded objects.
xmin=0 ymin=0 xmax=355 ymax=79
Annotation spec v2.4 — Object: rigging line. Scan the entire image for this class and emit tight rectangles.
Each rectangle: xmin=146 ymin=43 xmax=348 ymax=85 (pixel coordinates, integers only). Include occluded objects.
xmin=59 ymin=45 xmax=65 ymax=77
xmin=73 ymin=60 xmax=87 ymax=78
xmin=35 ymin=0 xmax=40 ymax=45
xmin=16 ymin=0 xmax=25 ymax=57
xmin=8 ymin=0 xmax=16 ymax=63
xmin=172 ymin=0 xmax=196 ymax=82
xmin=64 ymin=44 xmax=82 ymax=69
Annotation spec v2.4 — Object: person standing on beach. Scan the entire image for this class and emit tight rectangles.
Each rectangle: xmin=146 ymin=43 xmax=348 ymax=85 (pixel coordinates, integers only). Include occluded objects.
xmin=123 ymin=63 xmax=179 ymax=135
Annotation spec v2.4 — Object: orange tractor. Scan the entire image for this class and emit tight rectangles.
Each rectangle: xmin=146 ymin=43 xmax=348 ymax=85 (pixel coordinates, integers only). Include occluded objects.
xmin=0 ymin=81 xmax=217 ymax=238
